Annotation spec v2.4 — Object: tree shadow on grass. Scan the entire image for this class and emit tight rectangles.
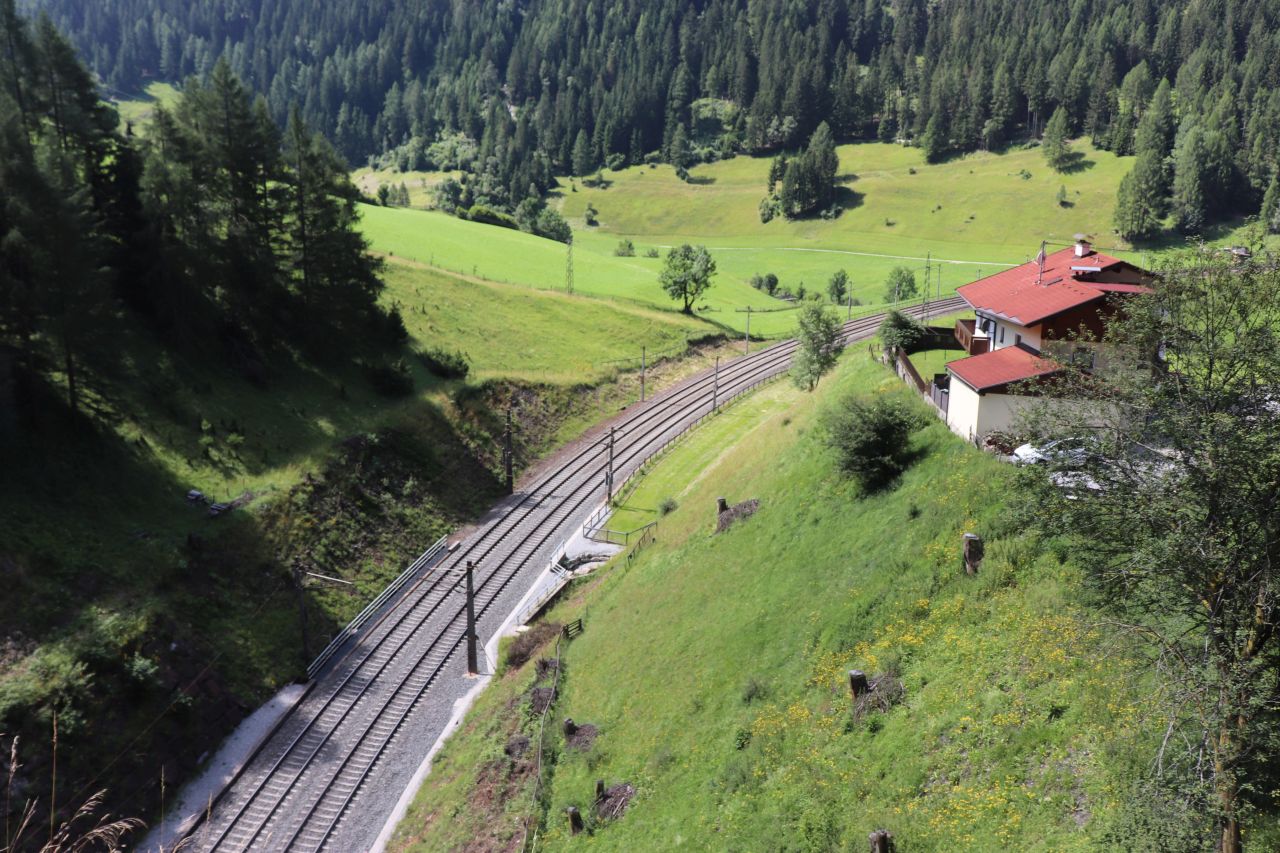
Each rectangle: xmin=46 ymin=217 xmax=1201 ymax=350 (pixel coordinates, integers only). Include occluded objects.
xmin=1056 ymin=151 xmax=1095 ymax=174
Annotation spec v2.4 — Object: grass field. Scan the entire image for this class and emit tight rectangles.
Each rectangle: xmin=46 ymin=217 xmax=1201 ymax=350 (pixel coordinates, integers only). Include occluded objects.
xmin=111 ymin=81 xmax=180 ymax=130
xmin=359 ymin=204 xmax=803 ymax=337
xmin=391 ymin=353 xmax=1174 ymax=851
xmin=351 ymin=168 xmax=460 ymax=207
xmin=359 ymin=141 xmax=1151 ymax=337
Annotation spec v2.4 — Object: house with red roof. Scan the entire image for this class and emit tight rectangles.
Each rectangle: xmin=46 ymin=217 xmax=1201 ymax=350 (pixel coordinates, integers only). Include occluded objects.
xmin=940 ymin=238 xmax=1152 ymax=441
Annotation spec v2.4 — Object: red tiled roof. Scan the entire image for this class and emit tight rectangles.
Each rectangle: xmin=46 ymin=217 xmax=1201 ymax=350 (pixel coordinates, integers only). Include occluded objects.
xmin=946 ymin=345 xmax=1062 ymax=392
xmin=956 ymin=247 xmax=1141 ymax=325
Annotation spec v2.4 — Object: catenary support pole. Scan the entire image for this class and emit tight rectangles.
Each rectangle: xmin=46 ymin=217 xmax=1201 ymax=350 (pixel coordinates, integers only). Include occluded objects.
xmin=641 ymin=346 xmax=646 ymax=402
xmin=713 ymin=356 xmax=720 ymax=411
xmin=465 ymin=561 xmax=479 ymax=675
xmin=502 ymin=408 xmax=513 ymax=495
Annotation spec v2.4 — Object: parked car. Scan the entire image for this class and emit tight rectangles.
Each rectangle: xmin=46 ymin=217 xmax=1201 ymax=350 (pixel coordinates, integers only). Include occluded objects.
xmin=1011 ymin=437 xmax=1091 ymax=466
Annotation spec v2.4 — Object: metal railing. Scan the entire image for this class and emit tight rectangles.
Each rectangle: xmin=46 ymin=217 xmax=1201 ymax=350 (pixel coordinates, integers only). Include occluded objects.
xmin=305 ymin=535 xmax=450 ymax=680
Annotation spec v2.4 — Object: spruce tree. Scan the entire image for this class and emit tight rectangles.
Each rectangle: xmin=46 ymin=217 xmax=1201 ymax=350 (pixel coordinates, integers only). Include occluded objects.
xmin=1042 ymin=106 xmax=1072 ymax=172
xmin=1172 ymin=125 xmax=1209 ymax=234
xmin=571 ymin=128 xmax=593 ymax=177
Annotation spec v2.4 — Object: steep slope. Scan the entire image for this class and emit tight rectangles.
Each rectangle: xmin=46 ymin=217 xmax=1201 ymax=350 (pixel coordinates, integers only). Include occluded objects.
xmin=390 ymin=355 xmax=1188 ymax=851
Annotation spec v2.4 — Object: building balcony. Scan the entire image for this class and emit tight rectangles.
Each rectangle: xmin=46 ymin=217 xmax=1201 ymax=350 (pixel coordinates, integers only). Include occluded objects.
xmin=954 ymin=319 xmax=989 ymax=356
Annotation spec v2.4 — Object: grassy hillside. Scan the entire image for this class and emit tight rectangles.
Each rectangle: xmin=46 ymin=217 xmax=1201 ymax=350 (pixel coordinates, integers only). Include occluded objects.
xmin=359 ymin=205 xmax=804 ymax=338
xmin=392 ymin=355 xmax=1173 ymax=851
xmin=111 ymin=81 xmax=180 ymax=130
xmin=0 ymin=254 xmax=732 ymax=832
xmin=560 ymin=141 xmax=1147 ymax=304
xmin=359 ymin=141 xmax=1148 ymax=330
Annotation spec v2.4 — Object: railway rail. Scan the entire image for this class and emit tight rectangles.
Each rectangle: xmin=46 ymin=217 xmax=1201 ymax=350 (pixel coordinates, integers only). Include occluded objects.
xmin=182 ymin=298 xmax=965 ymax=852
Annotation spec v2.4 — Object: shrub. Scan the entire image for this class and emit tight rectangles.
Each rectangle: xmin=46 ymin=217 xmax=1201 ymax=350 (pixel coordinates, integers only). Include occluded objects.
xmin=363 ymin=358 xmax=415 ymax=397
xmin=418 ymin=347 xmax=470 ymax=380
xmin=644 ymin=247 xmax=660 ymax=258
xmin=823 ymin=394 xmax=923 ymax=492
xmin=504 ymin=622 xmax=561 ymax=670
xmin=466 ymin=204 xmax=519 ymax=230
xmin=614 ymin=239 xmax=636 ymax=257
xmin=658 ymin=497 xmax=678 ymax=516
xmin=534 ymin=208 xmax=572 ymax=243
xmin=878 ymin=309 xmax=925 ymax=352
xmin=606 ymin=152 xmax=626 ymax=170
xmin=584 ymin=203 xmax=599 ymax=226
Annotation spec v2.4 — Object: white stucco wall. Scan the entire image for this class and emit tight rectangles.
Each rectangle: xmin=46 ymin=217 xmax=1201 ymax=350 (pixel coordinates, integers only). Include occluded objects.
xmin=945 ymin=380 xmax=1040 ymax=440
xmin=946 ymin=378 xmax=982 ymax=440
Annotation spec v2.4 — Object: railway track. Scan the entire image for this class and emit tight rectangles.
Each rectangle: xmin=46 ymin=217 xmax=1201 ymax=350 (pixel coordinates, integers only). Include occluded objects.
xmin=183 ymin=298 xmax=965 ymax=852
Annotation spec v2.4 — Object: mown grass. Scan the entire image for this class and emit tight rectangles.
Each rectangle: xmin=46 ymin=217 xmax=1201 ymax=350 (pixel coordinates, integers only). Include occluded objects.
xmin=908 ymin=348 xmax=965 ymax=379
xmin=359 ymin=204 xmax=799 ymax=337
xmin=559 ymin=142 xmax=1147 ymax=308
xmin=360 ymin=141 xmax=1147 ymax=337
xmin=393 ymin=353 xmax=1165 ymax=851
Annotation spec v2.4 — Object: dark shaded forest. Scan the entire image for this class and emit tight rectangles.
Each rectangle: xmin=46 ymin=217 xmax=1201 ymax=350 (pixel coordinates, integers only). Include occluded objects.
xmin=27 ymin=0 xmax=1280 ymax=235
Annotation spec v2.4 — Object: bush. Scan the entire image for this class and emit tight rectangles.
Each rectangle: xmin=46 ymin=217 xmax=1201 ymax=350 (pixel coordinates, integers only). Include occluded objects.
xmin=823 ymin=395 xmax=923 ymax=492
xmin=878 ymin=309 xmax=925 ymax=352
xmin=614 ymin=239 xmax=636 ymax=257
xmin=466 ymin=204 xmax=519 ymax=230
xmin=584 ymin=203 xmax=599 ymax=226
xmin=363 ymin=358 xmax=415 ymax=397
xmin=418 ymin=347 xmax=470 ymax=379
xmin=534 ymin=208 xmax=572 ymax=243
xmin=504 ymin=622 xmax=561 ymax=670
xmin=644 ymin=247 xmax=660 ymax=258
xmin=658 ymin=497 xmax=678 ymax=516
xmin=606 ymin=152 xmax=627 ymax=170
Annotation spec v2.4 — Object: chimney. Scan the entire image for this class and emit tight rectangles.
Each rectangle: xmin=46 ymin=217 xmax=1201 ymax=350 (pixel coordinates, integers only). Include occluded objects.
xmin=1073 ymin=234 xmax=1092 ymax=258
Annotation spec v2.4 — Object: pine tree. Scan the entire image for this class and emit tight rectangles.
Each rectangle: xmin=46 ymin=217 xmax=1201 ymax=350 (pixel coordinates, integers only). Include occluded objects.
xmin=1172 ymin=125 xmax=1209 ymax=234
xmin=571 ymin=128 xmax=593 ymax=177
xmin=1114 ymin=166 xmax=1162 ymax=241
xmin=1042 ymin=106 xmax=1072 ymax=172
xmin=922 ymin=114 xmax=947 ymax=163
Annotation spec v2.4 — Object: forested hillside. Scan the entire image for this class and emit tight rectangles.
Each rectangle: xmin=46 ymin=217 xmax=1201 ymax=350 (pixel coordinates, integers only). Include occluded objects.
xmin=29 ymin=0 xmax=1280 ymax=235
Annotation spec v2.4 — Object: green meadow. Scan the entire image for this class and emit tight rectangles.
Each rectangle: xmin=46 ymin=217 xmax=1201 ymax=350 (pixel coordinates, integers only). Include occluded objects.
xmin=392 ymin=353 xmax=1168 ymax=852
xmin=360 ymin=141 xmax=1151 ymax=338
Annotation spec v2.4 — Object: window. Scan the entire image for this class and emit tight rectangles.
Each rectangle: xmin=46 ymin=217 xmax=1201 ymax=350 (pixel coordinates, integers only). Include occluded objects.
xmin=999 ymin=326 xmax=1005 ymax=344
xmin=1014 ymin=333 xmax=1021 ymax=346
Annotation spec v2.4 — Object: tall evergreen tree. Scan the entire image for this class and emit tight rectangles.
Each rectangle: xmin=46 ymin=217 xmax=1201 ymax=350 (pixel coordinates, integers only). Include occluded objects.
xmin=1042 ymin=106 xmax=1072 ymax=172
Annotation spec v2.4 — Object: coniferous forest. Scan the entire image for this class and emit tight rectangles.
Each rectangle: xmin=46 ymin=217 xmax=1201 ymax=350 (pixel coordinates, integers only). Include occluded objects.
xmin=27 ymin=0 xmax=1280 ymax=237
xmin=1 ymin=0 xmax=401 ymax=410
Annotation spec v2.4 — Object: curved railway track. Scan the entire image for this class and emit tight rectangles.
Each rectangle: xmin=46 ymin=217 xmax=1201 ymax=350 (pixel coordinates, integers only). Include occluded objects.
xmin=184 ymin=298 xmax=965 ymax=852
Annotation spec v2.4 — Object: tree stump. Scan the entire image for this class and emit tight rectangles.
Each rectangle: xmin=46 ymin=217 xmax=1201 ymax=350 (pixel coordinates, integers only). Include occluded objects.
xmin=868 ymin=828 xmax=893 ymax=853
xmin=717 ymin=496 xmax=729 ymax=514
xmin=563 ymin=717 xmax=577 ymax=737
xmin=567 ymin=806 xmax=584 ymax=835
xmin=595 ymin=779 xmax=606 ymax=802
xmin=849 ymin=669 xmax=870 ymax=701
xmin=963 ymin=533 xmax=984 ymax=575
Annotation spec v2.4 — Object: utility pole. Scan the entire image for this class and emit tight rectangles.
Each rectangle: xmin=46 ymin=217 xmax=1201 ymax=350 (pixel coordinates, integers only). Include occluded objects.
xmin=847 ymin=297 xmax=853 ymax=322
xmin=502 ymin=408 xmax=514 ymax=495
xmin=604 ymin=427 xmax=617 ymax=502
xmin=565 ymin=236 xmax=574 ymax=295
xmin=744 ymin=306 xmax=751 ymax=355
xmin=713 ymin=356 xmax=720 ymax=411
xmin=464 ymin=561 xmax=479 ymax=676
xmin=294 ymin=566 xmax=311 ymax=670
xmin=640 ymin=346 xmax=646 ymax=402
xmin=923 ymin=252 xmax=931 ymax=321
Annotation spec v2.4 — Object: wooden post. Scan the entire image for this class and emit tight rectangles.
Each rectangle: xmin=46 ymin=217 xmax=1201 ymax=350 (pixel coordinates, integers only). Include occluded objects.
xmin=595 ymin=779 xmax=606 ymax=802
xmin=567 ymin=806 xmax=584 ymax=835
xmin=849 ymin=669 xmax=869 ymax=701
xmin=963 ymin=533 xmax=984 ymax=575
xmin=717 ymin=497 xmax=729 ymax=515
xmin=563 ymin=718 xmax=577 ymax=737
xmin=868 ymin=829 xmax=893 ymax=853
